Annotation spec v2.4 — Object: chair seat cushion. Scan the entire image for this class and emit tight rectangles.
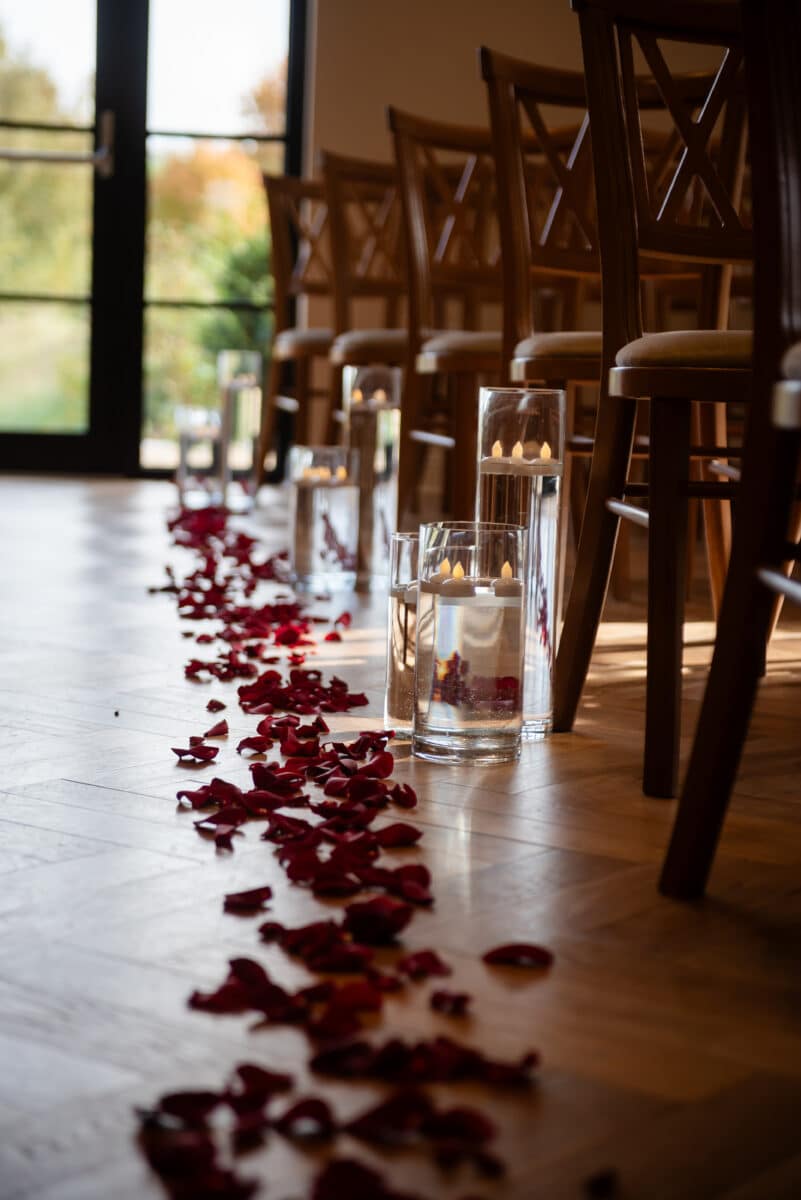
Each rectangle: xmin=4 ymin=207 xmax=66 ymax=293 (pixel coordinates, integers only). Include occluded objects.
xmin=273 ymin=327 xmax=333 ymax=360
xmin=514 ymin=331 xmax=601 ymax=359
xmin=781 ymin=340 xmax=801 ymax=380
xmin=615 ymin=329 xmax=752 ymax=369
xmin=419 ymin=330 xmax=502 ymax=356
xmin=330 ymin=328 xmax=407 ymax=363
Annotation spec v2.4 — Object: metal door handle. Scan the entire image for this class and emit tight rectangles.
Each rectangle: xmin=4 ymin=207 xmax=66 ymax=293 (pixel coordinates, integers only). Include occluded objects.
xmin=0 ymin=110 xmax=114 ymax=177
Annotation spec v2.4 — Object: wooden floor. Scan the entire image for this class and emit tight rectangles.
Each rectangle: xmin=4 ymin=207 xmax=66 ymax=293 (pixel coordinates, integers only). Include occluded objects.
xmin=1 ymin=475 xmax=800 ymax=1200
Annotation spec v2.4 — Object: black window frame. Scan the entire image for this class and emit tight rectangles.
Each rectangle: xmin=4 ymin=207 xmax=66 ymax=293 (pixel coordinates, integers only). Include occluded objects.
xmin=0 ymin=0 xmax=306 ymax=476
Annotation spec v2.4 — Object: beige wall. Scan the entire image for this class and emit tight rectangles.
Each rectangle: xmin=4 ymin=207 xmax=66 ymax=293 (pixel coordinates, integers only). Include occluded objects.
xmin=305 ymin=0 xmax=583 ymax=170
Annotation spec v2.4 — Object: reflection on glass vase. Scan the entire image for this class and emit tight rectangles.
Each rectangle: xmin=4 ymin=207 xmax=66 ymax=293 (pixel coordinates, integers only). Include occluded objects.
xmin=342 ymin=364 xmax=401 ymax=588
xmin=476 ymin=388 xmax=565 ymax=738
xmin=288 ymin=445 xmax=359 ymax=592
xmin=218 ymin=350 xmax=262 ymax=512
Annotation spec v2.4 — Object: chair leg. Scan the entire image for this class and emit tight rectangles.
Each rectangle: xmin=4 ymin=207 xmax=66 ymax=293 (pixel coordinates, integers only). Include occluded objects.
xmin=553 ymin=391 xmax=637 ymax=732
xmin=255 ymin=355 xmax=285 ymax=487
xmin=644 ymin=398 xmax=691 ymax=799
xmin=660 ymin=430 xmax=801 ymax=898
xmin=698 ymin=400 xmax=732 ymax=618
xmin=327 ymin=362 xmax=344 ymax=445
xmin=450 ymin=372 xmax=479 ymax=522
xmin=294 ymin=358 xmax=312 ymax=446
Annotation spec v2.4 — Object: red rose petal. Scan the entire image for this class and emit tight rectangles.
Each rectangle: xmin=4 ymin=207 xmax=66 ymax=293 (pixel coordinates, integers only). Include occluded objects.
xmin=397 ymin=949 xmax=451 ymax=980
xmin=430 ymin=990 xmax=471 ymax=1016
xmin=343 ymin=896 xmax=413 ymax=945
xmin=203 ymin=719 xmax=228 ymax=738
xmin=324 ymin=631 xmax=341 ymax=642
xmin=172 ymin=744 xmax=219 ymax=762
xmin=273 ymin=1097 xmax=336 ymax=1140
xmin=223 ymin=885 xmax=273 ymax=914
xmin=482 ymin=942 xmax=554 ymax=968
xmin=374 ymin=822 xmax=423 ymax=848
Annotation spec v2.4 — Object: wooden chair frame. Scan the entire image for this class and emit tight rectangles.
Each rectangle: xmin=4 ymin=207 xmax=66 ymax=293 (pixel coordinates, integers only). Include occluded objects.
xmin=256 ymin=175 xmax=334 ymax=483
xmin=388 ymin=107 xmax=505 ymax=523
xmin=660 ymin=0 xmax=801 ymax=898
xmin=559 ymin=0 xmax=751 ymax=797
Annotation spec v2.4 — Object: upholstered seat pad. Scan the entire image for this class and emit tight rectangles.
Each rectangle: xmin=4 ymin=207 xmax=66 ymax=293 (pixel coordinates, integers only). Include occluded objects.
xmin=615 ymin=329 xmax=752 ymax=369
xmin=514 ymin=331 xmax=601 ymax=359
xmin=781 ymin=340 xmax=801 ymax=380
xmin=273 ymin=327 xmax=333 ymax=359
xmin=420 ymin=330 xmax=502 ymax=355
xmin=330 ymin=328 xmax=408 ymax=358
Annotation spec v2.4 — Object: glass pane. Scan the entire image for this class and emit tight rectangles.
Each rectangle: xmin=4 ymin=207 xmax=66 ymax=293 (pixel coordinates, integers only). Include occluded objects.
xmin=148 ymin=0 xmax=289 ymax=136
xmin=0 ymin=301 xmax=89 ymax=432
xmin=0 ymin=1 xmax=96 ymax=126
xmin=0 ymin=129 xmax=93 ymax=295
xmin=146 ymin=136 xmax=281 ymax=304
xmin=142 ymin=305 xmax=272 ymax=470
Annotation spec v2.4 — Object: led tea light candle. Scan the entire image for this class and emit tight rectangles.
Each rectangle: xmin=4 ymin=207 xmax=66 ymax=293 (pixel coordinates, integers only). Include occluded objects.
xmin=476 ymin=388 xmax=566 ymax=736
xmin=289 ymin=446 xmax=359 ymax=591
xmin=440 ymin=561 xmax=476 ymax=597
xmin=493 ymin=559 xmax=523 ymax=597
xmin=413 ymin=521 xmax=526 ymax=765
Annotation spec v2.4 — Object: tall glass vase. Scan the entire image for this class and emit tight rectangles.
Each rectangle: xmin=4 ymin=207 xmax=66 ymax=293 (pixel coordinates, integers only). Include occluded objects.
xmin=476 ymin=388 xmax=565 ymax=737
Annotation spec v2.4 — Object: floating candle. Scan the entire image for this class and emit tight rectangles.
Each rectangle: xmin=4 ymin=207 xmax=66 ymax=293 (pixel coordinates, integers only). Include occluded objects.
xmin=441 ymin=561 xmax=476 ymax=597
xmin=422 ymin=556 xmax=452 ymax=592
xmin=493 ymin=559 xmax=523 ymax=597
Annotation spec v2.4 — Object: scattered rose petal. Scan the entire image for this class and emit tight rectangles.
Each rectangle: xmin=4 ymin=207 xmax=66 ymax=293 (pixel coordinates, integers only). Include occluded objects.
xmin=206 ymin=699 xmax=226 ymax=712
xmin=223 ymin=885 xmax=273 ymax=914
xmin=343 ymin=896 xmax=413 ymax=945
xmin=482 ymin=943 xmax=554 ymax=968
xmin=430 ymin=990 xmax=471 ymax=1016
xmin=203 ymin=719 xmax=228 ymax=738
xmin=324 ymin=631 xmax=341 ymax=642
xmin=172 ymin=744 xmax=219 ymax=763
xmin=374 ymin=822 xmax=423 ymax=848
xmin=397 ymin=950 xmax=451 ymax=980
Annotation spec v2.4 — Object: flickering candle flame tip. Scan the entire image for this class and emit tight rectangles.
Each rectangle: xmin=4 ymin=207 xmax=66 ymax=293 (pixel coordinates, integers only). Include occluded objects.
xmin=541 ymin=441 xmax=552 ymax=460
xmin=440 ymin=557 xmax=451 ymax=577
xmin=452 ymin=562 xmax=465 ymax=580
xmin=491 ymin=439 xmax=503 ymax=458
xmin=511 ymin=440 xmax=524 ymax=459
xmin=501 ymin=560 xmax=513 ymax=579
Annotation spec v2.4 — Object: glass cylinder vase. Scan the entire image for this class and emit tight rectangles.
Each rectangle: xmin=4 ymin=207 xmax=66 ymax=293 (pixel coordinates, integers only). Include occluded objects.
xmin=384 ymin=532 xmax=419 ymax=737
xmin=343 ymin=364 xmax=402 ymax=588
xmin=288 ymin=445 xmax=359 ymax=592
xmin=476 ymin=388 xmax=565 ymax=738
xmin=218 ymin=349 xmax=262 ymax=512
xmin=413 ymin=521 xmax=527 ymax=765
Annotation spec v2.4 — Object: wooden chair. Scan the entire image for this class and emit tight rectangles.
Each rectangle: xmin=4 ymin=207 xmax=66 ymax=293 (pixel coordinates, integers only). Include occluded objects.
xmin=558 ymin=0 xmax=751 ymax=798
xmin=388 ymin=108 xmax=506 ymax=523
xmin=660 ymin=0 xmax=801 ymax=899
xmin=255 ymin=176 xmax=334 ymax=484
xmin=481 ymin=48 xmax=723 ymax=600
xmin=320 ymin=151 xmax=407 ymax=436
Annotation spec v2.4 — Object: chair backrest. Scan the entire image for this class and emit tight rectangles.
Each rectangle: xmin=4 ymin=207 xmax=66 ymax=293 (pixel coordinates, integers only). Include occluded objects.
xmin=480 ymin=50 xmax=599 ymax=363
xmin=262 ymin=174 xmax=333 ymax=334
xmin=572 ymin=0 xmax=750 ymax=365
xmin=387 ymin=107 xmax=502 ymax=350
xmin=319 ymin=150 xmax=406 ymax=335
xmin=482 ymin=42 xmax=732 ymax=364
